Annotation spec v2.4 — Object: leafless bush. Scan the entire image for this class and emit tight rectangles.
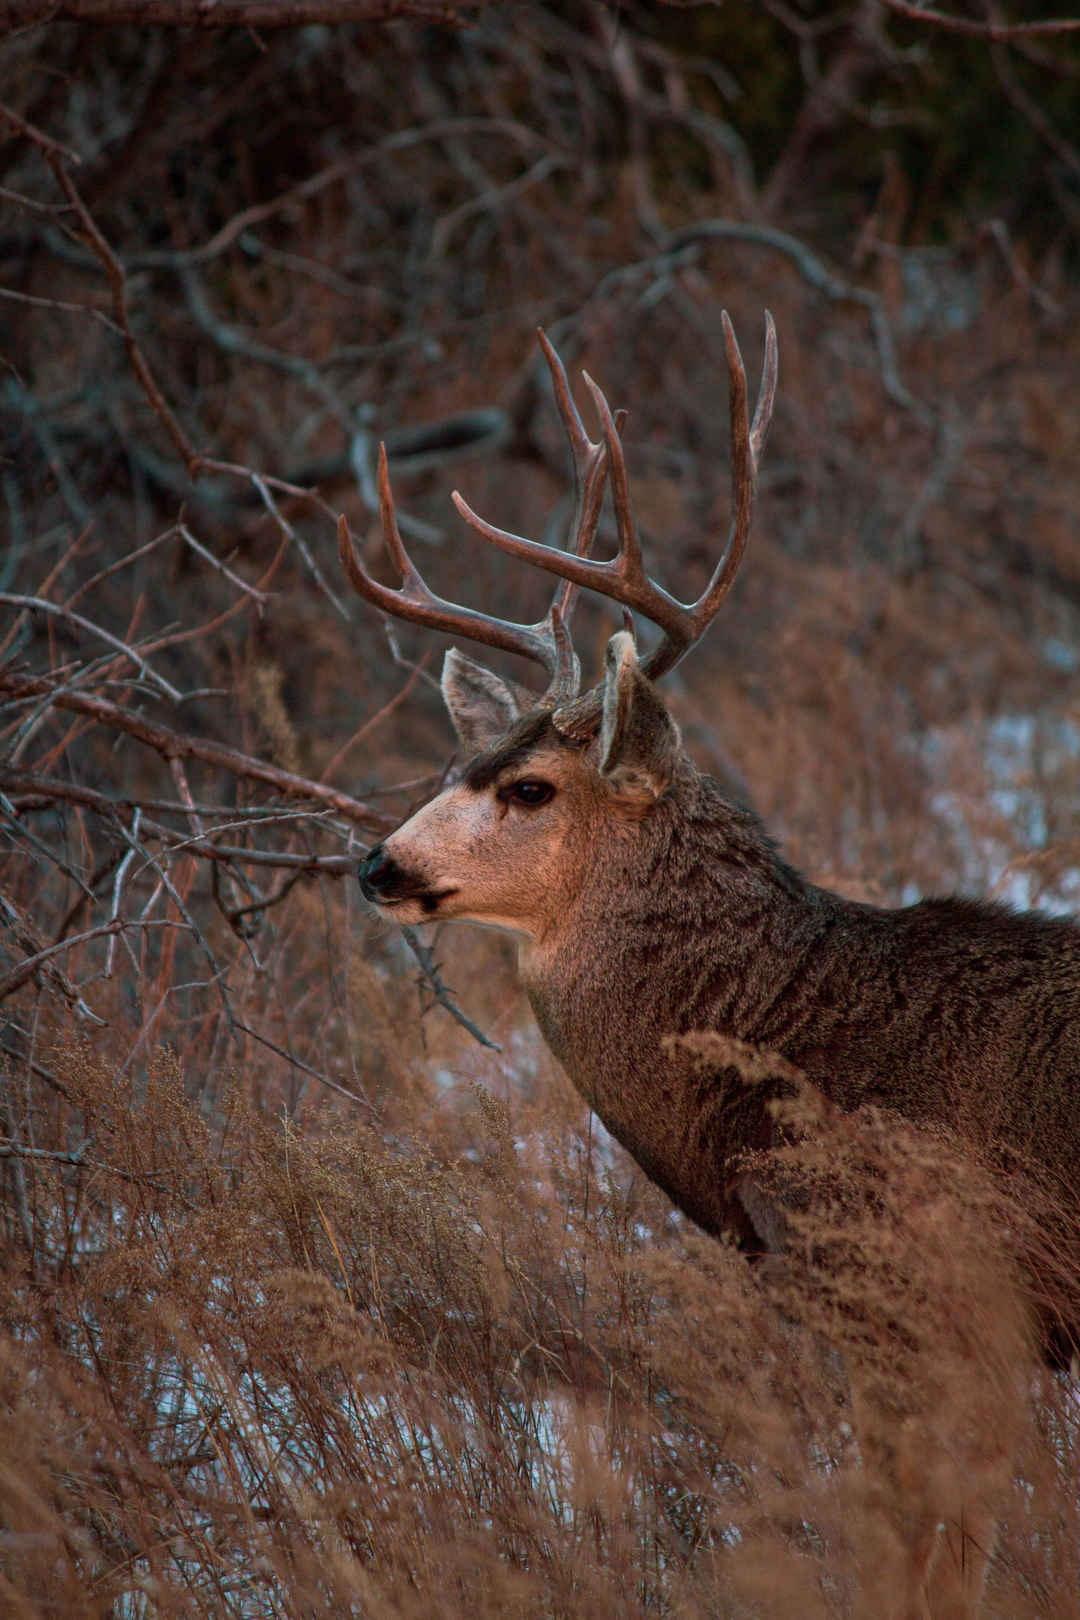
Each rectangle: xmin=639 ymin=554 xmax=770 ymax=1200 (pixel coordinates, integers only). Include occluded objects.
xmin=2 ymin=5 xmax=1080 ymax=1614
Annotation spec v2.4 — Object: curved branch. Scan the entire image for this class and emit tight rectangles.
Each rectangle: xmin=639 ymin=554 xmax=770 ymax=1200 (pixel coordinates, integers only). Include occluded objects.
xmin=0 ymin=1 xmax=492 ymax=24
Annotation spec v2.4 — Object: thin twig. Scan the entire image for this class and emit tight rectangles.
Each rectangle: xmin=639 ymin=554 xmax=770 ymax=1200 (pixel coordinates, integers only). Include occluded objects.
xmin=0 ymin=285 xmax=123 ymax=334
xmin=664 ymin=218 xmax=932 ymax=423
xmin=0 ymin=1137 xmax=173 ymax=1190
xmin=231 ymin=1018 xmax=377 ymax=1110
xmin=118 ymin=117 xmax=556 ymax=270
xmin=0 ymin=915 xmax=181 ymax=1002
xmin=61 ymin=529 xmax=175 ymax=612
xmin=0 ymin=99 xmax=83 ymax=163
xmin=45 ymin=157 xmax=200 ymax=470
xmin=0 ymin=3 xmax=492 ymax=32
xmin=980 ymin=219 xmax=1063 ymax=317
xmin=402 ymin=927 xmax=501 ymax=1051
xmin=1 ymin=770 xmax=363 ymax=870
xmin=0 ymin=593 xmax=181 ymax=701
xmin=318 ymin=654 xmax=432 ymax=784
xmin=105 ymin=820 xmax=140 ymax=978
xmin=176 ymin=524 xmax=270 ymax=606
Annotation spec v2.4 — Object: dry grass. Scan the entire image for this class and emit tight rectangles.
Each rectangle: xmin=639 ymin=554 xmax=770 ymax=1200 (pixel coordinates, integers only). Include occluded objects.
xmin=3 ymin=1018 xmax=1080 ymax=1617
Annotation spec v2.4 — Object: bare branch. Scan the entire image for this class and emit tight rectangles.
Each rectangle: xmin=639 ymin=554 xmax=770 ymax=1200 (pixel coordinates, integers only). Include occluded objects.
xmin=0 ymin=674 xmax=394 ymax=832
xmin=230 ymin=1017 xmax=377 ymax=1111
xmin=0 ymin=0 xmax=491 ymax=24
xmin=664 ymin=219 xmax=930 ymax=422
xmin=0 ymin=99 xmax=82 ymax=163
xmin=0 ymin=593 xmax=182 ymax=701
xmin=402 ymin=927 xmax=502 ymax=1051
xmin=2 ymin=771 xmax=362 ymax=872
xmin=0 ymin=917 xmax=182 ymax=1003
xmin=44 ymin=158 xmax=200 ymax=471
xmin=879 ymin=2 xmax=1080 ymax=39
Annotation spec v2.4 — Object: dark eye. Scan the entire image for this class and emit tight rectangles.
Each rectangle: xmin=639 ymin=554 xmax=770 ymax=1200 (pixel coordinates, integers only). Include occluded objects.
xmin=503 ymin=779 xmax=555 ymax=808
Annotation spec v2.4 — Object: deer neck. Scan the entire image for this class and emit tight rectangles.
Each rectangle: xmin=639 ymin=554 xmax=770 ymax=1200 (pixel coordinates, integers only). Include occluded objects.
xmin=516 ymin=766 xmax=841 ymax=1236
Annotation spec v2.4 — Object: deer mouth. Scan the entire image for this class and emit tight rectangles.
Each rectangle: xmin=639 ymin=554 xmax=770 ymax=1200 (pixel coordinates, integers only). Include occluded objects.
xmin=381 ymin=888 xmax=457 ymax=915
xmin=357 ymin=847 xmax=457 ymax=913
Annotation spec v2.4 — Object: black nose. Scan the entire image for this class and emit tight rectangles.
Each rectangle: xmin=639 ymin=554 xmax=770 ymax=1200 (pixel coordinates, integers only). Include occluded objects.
xmin=359 ymin=844 xmax=401 ymax=901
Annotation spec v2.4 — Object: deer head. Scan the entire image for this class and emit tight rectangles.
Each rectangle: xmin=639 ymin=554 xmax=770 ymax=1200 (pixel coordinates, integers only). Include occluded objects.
xmin=340 ymin=316 xmax=777 ymax=946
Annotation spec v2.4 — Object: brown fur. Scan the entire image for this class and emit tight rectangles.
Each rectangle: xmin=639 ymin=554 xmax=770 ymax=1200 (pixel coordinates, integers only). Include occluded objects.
xmin=494 ymin=734 xmax=1080 ymax=1273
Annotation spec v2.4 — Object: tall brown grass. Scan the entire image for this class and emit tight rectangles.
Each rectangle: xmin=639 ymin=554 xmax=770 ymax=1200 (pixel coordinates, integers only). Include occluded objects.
xmin=3 ymin=997 xmax=1080 ymax=1616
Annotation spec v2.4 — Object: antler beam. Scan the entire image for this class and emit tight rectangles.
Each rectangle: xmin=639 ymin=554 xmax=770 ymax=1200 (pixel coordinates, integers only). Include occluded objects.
xmin=338 ymin=330 xmax=609 ymax=708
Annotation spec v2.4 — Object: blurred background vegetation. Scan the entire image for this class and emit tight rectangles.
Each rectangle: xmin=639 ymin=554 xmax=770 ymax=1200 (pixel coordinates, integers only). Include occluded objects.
xmin=2 ymin=3 xmax=1080 ymax=1614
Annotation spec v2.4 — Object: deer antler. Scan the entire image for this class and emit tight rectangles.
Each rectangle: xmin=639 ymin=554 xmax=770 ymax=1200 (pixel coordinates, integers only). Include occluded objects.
xmin=338 ymin=330 xmax=609 ymax=708
xmin=451 ymin=313 xmax=778 ymax=721
xmin=342 ymin=316 xmax=776 ymax=724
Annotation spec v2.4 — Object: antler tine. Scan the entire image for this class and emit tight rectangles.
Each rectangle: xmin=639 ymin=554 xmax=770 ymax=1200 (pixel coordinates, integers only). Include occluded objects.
xmin=580 ymin=370 xmax=650 ymax=593
xmin=452 ymin=316 xmax=779 ymax=691
xmin=450 ymin=366 xmax=688 ymax=647
xmin=338 ymin=443 xmax=578 ymax=695
xmin=536 ymin=328 xmax=592 ymax=468
xmin=533 ymin=330 xmax=608 ymax=659
xmin=443 ymin=330 xmax=630 ymax=706
xmin=750 ymin=309 xmax=779 ymax=464
xmin=637 ymin=309 xmax=778 ymax=684
xmin=638 ymin=309 xmax=753 ymax=680
xmin=545 ymin=313 xmax=777 ymax=731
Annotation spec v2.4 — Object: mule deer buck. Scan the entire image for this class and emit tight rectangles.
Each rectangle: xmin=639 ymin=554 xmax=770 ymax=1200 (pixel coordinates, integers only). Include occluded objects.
xmin=340 ymin=319 xmax=1080 ymax=1619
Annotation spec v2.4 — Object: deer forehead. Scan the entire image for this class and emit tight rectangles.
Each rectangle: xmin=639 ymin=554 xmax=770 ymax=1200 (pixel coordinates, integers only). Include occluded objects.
xmin=460 ymin=739 xmax=594 ymax=796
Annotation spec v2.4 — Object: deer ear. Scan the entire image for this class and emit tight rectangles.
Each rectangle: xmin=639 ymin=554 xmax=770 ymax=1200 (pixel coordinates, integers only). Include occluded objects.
xmin=441 ymin=648 xmax=522 ymax=755
xmin=599 ymin=630 xmax=680 ymax=797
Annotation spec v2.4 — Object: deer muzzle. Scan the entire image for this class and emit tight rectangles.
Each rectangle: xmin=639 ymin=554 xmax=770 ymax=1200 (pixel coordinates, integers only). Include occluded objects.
xmin=358 ymin=844 xmax=454 ymax=913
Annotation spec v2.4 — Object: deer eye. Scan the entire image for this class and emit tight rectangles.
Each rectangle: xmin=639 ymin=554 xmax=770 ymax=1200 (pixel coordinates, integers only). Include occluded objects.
xmin=502 ymin=779 xmax=555 ymax=808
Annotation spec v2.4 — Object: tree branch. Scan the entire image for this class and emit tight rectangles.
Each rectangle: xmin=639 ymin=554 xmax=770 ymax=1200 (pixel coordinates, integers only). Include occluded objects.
xmin=0 ymin=0 xmax=491 ymax=25
xmin=0 ymin=674 xmax=393 ymax=832
xmin=880 ymin=2 xmax=1080 ymax=40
